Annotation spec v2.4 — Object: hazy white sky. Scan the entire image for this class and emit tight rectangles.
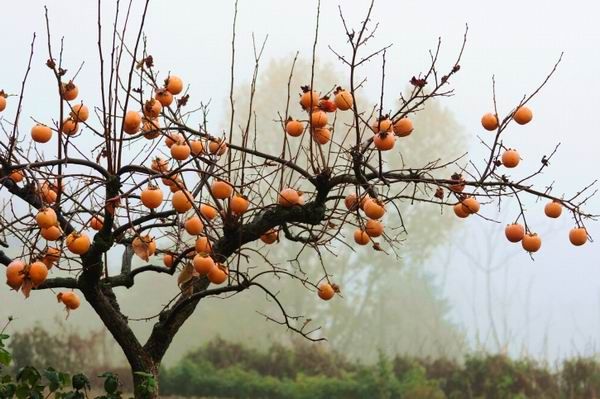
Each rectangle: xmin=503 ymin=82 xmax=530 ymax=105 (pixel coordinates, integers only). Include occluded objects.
xmin=2 ymin=0 xmax=599 ymax=360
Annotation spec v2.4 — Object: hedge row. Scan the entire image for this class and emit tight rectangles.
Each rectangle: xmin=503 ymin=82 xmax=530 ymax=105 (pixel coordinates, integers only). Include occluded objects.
xmin=160 ymin=338 xmax=600 ymax=398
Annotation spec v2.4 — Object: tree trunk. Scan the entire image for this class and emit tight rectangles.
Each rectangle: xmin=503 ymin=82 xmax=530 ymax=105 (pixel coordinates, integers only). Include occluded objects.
xmin=131 ymin=357 xmax=160 ymax=399
xmin=78 ymin=279 xmax=161 ymax=398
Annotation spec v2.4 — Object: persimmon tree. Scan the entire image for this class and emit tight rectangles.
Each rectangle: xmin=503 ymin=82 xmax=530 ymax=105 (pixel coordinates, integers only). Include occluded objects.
xmin=0 ymin=1 xmax=596 ymax=397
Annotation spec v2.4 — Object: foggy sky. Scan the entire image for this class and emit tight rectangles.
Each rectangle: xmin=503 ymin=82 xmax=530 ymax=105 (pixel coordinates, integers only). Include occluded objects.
xmin=2 ymin=0 xmax=599 ymax=361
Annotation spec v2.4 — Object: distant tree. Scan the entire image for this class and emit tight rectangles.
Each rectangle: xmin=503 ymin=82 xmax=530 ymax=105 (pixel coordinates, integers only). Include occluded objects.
xmin=9 ymin=321 xmax=114 ymax=373
xmin=187 ymin=59 xmax=467 ymax=360
xmin=0 ymin=1 xmax=595 ymax=397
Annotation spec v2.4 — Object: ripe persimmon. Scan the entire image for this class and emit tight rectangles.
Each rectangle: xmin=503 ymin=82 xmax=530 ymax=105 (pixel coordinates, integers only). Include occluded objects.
xmin=165 ymin=75 xmax=184 ymax=95
xmin=300 ymin=89 xmax=319 ymax=110
xmin=319 ymin=98 xmax=337 ymax=113
xmin=260 ymin=229 xmax=278 ymax=244
xmin=190 ymin=140 xmax=204 ymax=156
xmin=141 ymin=186 xmax=164 ymax=209
xmin=193 ymin=253 xmax=215 ymax=274
xmin=61 ymin=118 xmax=79 ymax=135
xmin=170 ymin=141 xmax=191 ymax=161
xmin=36 ymin=208 xmax=57 ymax=229
xmin=70 ymin=104 xmax=89 ymax=122
xmin=143 ymin=99 xmax=162 ymax=118
xmin=359 ymin=195 xmax=373 ymax=210
xmin=345 ymin=193 xmax=359 ymax=211
xmin=31 ymin=124 xmax=53 ymax=143
xmin=513 ymin=106 xmax=533 ymax=125
xmin=453 ymin=203 xmax=470 ymax=218
xmin=365 ymin=219 xmax=383 ymax=237
xmin=211 ymin=180 xmax=234 ymax=200
xmin=57 ymin=291 xmax=80 ymax=310
xmin=544 ymin=201 xmax=562 ymax=218
xmin=185 ymin=216 xmax=204 ymax=235
xmin=278 ymin=188 xmax=300 ymax=207
xmin=230 ymin=195 xmax=250 ymax=214
xmin=28 ymin=261 xmax=49 ymax=287
xmin=501 ymin=149 xmax=520 ymax=168
xmin=393 ymin=118 xmax=413 ymax=137
xmin=168 ymin=180 xmax=184 ymax=195
xmin=60 ymin=81 xmax=78 ymax=101
xmin=200 ymin=203 xmax=218 ymax=220
xmin=353 ymin=229 xmax=370 ymax=245
xmin=40 ymin=184 xmax=57 ymax=204
xmin=312 ymin=127 xmax=331 ymax=145
xmin=208 ymin=139 xmax=227 ymax=155
xmin=334 ymin=87 xmax=353 ymax=111
xmin=164 ymin=132 xmax=183 ymax=148
xmin=0 ymin=94 xmax=6 ymax=112
xmin=6 ymin=260 xmax=25 ymax=290
xmin=207 ymin=264 xmax=228 ymax=284
xmin=310 ymin=110 xmax=328 ymax=128
xmin=9 ymin=170 xmax=24 ymax=183
xmin=195 ymin=236 xmax=213 ymax=254
xmin=172 ymin=190 xmax=193 ymax=213
xmin=142 ymin=118 xmax=160 ymax=139
xmin=372 ymin=118 xmax=393 ymax=133
xmin=522 ymin=233 xmax=542 ymax=252
xmin=363 ymin=199 xmax=385 ymax=219
xmin=66 ymin=232 xmax=91 ymax=255
xmin=285 ymin=119 xmax=305 ymax=137
xmin=481 ymin=113 xmax=498 ymax=131
xmin=41 ymin=225 xmax=62 ymax=241
xmin=163 ymin=253 xmax=174 ymax=268
xmin=318 ymin=282 xmax=336 ymax=300
xmin=569 ymin=227 xmax=587 ymax=246
xmin=461 ymin=197 xmax=480 ymax=214
xmin=123 ymin=111 xmax=142 ymax=134
xmin=373 ymin=132 xmax=395 ymax=151
xmin=504 ymin=223 xmax=525 ymax=243
xmin=155 ymin=88 xmax=174 ymax=107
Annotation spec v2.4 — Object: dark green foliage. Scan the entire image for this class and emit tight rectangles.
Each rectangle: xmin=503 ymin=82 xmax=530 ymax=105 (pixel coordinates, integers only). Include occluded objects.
xmin=182 ymin=337 xmax=357 ymax=379
xmin=161 ymin=338 xmax=600 ymax=399
xmin=0 ymin=334 xmax=145 ymax=399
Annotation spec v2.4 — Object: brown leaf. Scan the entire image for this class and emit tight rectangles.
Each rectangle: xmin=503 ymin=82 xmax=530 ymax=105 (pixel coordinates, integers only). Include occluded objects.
xmin=177 ymin=263 xmax=194 ymax=289
xmin=434 ymin=187 xmax=444 ymax=199
xmin=410 ymin=76 xmax=427 ymax=88
xmin=177 ymin=94 xmax=189 ymax=107
xmin=144 ymin=55 xmax=154 ymax=69
xmin=21 ymin=279 xmax=32 ymax=298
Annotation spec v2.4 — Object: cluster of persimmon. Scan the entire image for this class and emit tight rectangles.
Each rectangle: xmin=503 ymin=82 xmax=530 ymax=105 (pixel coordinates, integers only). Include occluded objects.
xmin=341 ymin=193 xmax=386 ymax=246
xmin=4 ymin=202 xmax=89 ymax=307
xmin=285 ymin=86 xmax=414 ymax=149
xmin=26 ymin=81 xmax=87 ymax=142
xmin=447 ymin=105 xmax=588 ymax=253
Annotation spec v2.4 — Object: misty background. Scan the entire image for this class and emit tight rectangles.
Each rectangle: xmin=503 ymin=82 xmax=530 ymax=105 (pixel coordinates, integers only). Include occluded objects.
xmin=1 ymin=0 xmax=599 ymax=367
